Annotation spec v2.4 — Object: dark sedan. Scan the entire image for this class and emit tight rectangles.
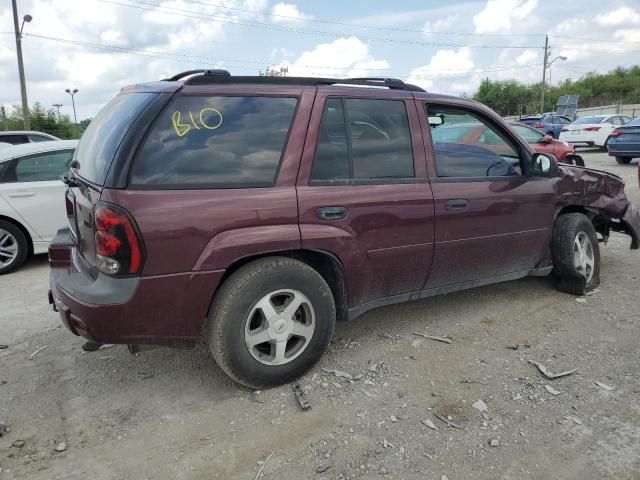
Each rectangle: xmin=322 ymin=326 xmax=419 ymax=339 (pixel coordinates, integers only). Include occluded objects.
xmin=608 ymin=117 xmax=640 ymax=165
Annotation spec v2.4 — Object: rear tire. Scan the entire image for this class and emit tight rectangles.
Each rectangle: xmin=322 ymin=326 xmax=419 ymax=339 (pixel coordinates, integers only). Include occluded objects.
xmin=552 ymin=213 xmax=600 ymax=295
xmin=600 ymin=137 xmax=610 ymax=152
xmin=0 ymin=220 xmax=29 ymax=275
xmin=207 ymin=257 xmax=336 ymax=389
xmin=615 ymin=156 xmax=632 ymax=165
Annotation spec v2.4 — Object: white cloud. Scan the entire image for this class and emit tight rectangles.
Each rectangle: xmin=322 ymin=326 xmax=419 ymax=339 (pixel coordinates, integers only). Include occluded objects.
xmin=270 ymin=3 xmax=312 ymax=25
xmin=515 ymin=49 xmax=538 ymax=65
xmin=423 ymin=15 xmax=460 ymax=37
xmin=596 ymin=6 xmax=640 ymax=26
xmin=273 ymin=37 xmax=390 ymax=78
xmin=473 ymin=0 xmax=538 ymax=33
xmin=407 ymin=47 xmax=474 ymax=91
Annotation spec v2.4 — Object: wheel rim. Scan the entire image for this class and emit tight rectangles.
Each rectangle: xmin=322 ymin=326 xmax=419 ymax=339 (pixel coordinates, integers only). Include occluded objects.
xmin=0 ymin=229 xmax=19 ymax=268
xmin=574 ymin=232 xmax=595 ymax=283
xmin=244 ymin=289 xmax=315 ymax=366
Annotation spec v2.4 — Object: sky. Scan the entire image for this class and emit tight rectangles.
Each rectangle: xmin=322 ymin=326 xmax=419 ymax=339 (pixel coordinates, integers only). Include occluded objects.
xmin=1 ymin=0 xmax=639 ymax=120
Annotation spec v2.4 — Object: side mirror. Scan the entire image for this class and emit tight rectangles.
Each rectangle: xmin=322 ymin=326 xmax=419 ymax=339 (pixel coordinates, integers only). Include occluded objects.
xmin=532 ymin=153 xmax=558 ymax=175
xmin=541 ymin=134 xmax=553 ymax=144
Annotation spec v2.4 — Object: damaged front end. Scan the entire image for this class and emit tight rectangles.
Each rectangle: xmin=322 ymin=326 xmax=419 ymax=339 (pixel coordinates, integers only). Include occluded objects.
xmin=555 ymin=165 xmax=640 ymax=249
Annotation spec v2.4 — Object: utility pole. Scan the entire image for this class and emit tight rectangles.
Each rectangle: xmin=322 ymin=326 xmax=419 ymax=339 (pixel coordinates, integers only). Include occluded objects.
xmin=52 ymin=103 xmax=62 ymax=120
xmin=1 ymin=106 xmax=8 ymax=131
xmin=11 ymin=0 xmax=30 ymax=130
xmin=540 ymin=35 xmax=549 ymax=115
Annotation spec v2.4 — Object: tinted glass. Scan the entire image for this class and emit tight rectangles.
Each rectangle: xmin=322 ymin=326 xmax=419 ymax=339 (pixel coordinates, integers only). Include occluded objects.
xmin=557 ymin=116 xmax=571 ymax=125
xmin=427 ymin=106 xmax=521 ymax=178
xmin=519 ymin=117 xmax=541 ymax=125
xmin=513 ymin=125 xmax=543 ymax=143
xmin=573 ymin=116 xmax=605 ymax=124
xmin=625 ymin=117 xmax=640 ymax=127
xmin=310 ymin=98 xmax=414 ymax=182
xmin=28 ymin=134 xmax=53 ymax=142
xmin=74 ymin=92 xmax=156 ymax=185
xmin=0 ymin=135 xmax=29 ymax=145
xmin=15 ymin=150 xmax=74 ymax=182
xmin=131 ymin=96 xmax=297 ymax=187
xmin=310 ymin=99 xmax=349 ymax=182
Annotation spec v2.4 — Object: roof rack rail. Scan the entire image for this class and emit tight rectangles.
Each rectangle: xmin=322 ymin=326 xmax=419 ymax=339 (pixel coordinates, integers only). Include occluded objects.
xmin=168 ymin=71 xmax=425 ymax=92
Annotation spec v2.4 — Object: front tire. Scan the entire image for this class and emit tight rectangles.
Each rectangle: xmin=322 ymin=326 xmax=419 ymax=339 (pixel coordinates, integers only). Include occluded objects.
xmin=615 ymin=156 xmax=632 ymax=165
xmin=552 ymin=213 xmax=600 ymax=295
xmin=0 ymin=220 xmax=29 ymax=275
xmin=207 ymin=257 xmax=336 ymax=389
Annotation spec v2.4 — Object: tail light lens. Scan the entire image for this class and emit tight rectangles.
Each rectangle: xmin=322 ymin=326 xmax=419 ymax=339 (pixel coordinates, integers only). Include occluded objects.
xmin=561 ymin=127 xmax=569 ymax=132
xmin=584 ymin=127 xmax=601 ymax=131
xmin=533 ymin=123 xmax=544 ymax=129
xmin=94 ymin=203 xmax=144 ymax=276
xmin=610 ymin=129 xmax=623 ymax=137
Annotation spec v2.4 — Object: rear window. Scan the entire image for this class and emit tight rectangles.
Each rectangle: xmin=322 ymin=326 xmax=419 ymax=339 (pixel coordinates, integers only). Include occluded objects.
xmin=573 ymin=116 xmax=605 ymax=125
xmin=130 ymin=95 xmax=298 ymax=188
xmin=74 ymin=92 xmax=156 ymax=185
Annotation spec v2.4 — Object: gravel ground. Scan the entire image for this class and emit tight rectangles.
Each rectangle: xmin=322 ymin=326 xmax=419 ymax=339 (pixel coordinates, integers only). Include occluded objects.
xmin=1 ymin=150 xmax=639 ymax=480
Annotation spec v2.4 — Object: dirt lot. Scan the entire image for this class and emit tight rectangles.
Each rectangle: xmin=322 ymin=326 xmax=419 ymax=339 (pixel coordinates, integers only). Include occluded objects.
xmin=1 ymin=150 xmax=639 ymax=480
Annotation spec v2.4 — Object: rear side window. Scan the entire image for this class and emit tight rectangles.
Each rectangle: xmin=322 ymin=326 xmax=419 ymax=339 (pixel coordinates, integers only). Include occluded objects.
xmin=130 ymin=96 xmax=298 ymax=188
xmin=28 ymin=134 xmax=53 ymax=142
xmin=0 ymin=135 xmax=29 ymax=145
xmin=15 ymin=150 xmax=74 ymax=182
xmin=513 ymin=125 xmax=543 ymax=143
xmin=74 ymin=92 xmax=156 ymax=185
xmin=311 ymin=98 xmax=414 ymax=183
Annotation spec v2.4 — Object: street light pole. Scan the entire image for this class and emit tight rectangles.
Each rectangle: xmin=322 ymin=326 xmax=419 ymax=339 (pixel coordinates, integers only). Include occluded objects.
xmin=11 ymin=0 xmax=31 ymax=130
xmin=65 ymin=89 xmax=78 ymax=124
xmin=540 ymin=35 xmax=549 ymax=115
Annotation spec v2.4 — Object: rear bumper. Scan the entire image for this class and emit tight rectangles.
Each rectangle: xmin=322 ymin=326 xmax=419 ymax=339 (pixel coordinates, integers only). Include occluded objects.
xmin=607 ymin=144 xmax=640 ymax=158
xmin=48 ymin=228 xmax=224 ymax=347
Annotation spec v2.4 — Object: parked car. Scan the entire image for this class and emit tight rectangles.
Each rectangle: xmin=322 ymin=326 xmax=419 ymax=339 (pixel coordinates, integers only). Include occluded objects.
xmin=0 ymin=131 xmax=60 ymax=145
xmin=48 ymin=72 xmax=640 ymax=388
xmin=430 ymin=121 xmax=584 ymax=166
xmin=559 ymin=114 xmax=632 ymax=150
xmin=519 ymin=114 xmax=573 ymax=139
xmin=607 ymin=116 xmax=640 ymax=165
xmin=0 ymin=140 xmax=77 ymax=274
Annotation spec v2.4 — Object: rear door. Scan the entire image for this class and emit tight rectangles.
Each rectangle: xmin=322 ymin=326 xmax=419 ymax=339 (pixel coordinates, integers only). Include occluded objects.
xmin=421 ymin=102 xmax=555 ymax=288
xmin=296 ymin=89 xmax=435 ymax=308
xmin=0 ymin=149 xmax=73 ymax=241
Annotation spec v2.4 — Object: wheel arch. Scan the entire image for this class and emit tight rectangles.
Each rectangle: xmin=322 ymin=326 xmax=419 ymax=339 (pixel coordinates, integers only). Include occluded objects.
xmin=555 ymin=205 xmax=610 ymax=241
xmin=0 ymin=214 xmax=34 ymax=256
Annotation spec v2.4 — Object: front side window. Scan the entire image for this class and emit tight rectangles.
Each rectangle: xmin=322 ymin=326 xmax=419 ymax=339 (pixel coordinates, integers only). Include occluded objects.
xmin=513 ymin=125 xmax=543 ymax=143
xmin=310 ymin=98 xmax=414 ymax=183
xmin=426 ymin=106 xmax=522 ymax=178
xmin=6 ymin=150 xmax=74 ymax=183
xmin=131 ymin=96 xmax=298 ymax=188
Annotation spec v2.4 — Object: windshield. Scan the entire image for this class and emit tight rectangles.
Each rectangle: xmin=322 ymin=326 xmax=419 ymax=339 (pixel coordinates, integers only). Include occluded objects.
xmin=573 ymin=116 xmax=605 ymax=125
xmin=73 ymin=92 xmax=156 ymax=185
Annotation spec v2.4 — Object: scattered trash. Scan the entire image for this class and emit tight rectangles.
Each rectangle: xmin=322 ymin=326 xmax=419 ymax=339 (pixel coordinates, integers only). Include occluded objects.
xmin=137 ymin=372 xmax=154 ymax=380
xmin=586 ymin=289 xmax=599 ymax=297
xmin=489 ymin=439 xmax=500 ymax=447
xmin=545 ymin=385 xmax=561 ymax=396
xmin=363 ymin=379 xmax=375 ymax=386
xmin=250 ymin=391 xmax=265 ymax=404
xmin=292 ymin=383 xmax=311 ymax=410
xmin=411 ymin=338 xmax=424 ymax=348
xmin=322 ymin=368 xmax=353 ymax=380
xmin=12 ymin=440 xmax=25 ymax=448
xmin=30 ymin=345 xmax=48 ymax=359
xmin=254 ymin=451 xmax=274 ymax=480
xmin=378 ymin=333 xmax=394 ymax=340
xmin=506 ymin=343 xmax=530 ymax=350
xmin=54 ymin=441 xmax=67 ymax=452
xmin=442 ymin=476 xmax=449 ymax=480
xmin=594 ymin=381 xmax=614 ymax=391
xmin=0 ymin=344 xmax=8 ymax=350
xmin=575 ymin=297 xmax=587 ymax=304
xmin=369 ymin=362 xmax=382 ymax=372
xmin=529 ymin=360 xmax=577 ymax=379
xmin=422 ymin=419 xmax=438 ymax=430
xmin=390 ymin=415 xmax=399 ymax=423
xmin=460 ymin=379 xmax=488 ymax=385
xmin=412 ymin=333 xmax=452 ymax=344
xmin=563 ymin=416 xmax=583 ymax=425
xmin=382 ymin=439 xmax=394 ymax=448
xmin=316 ymin=465 xmax=331 ymax=473
xmin=433 ymin=413 xmax=463 ymax=430
xmin=472 ymin=399 xmax=488 ymax=412
xmin=0 ymin=422 xmax=7 ymax=437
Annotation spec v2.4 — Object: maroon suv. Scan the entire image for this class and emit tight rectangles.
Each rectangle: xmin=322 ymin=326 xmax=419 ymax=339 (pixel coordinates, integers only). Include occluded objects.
xmin=49 ymin=71 xmax=640 ymax=388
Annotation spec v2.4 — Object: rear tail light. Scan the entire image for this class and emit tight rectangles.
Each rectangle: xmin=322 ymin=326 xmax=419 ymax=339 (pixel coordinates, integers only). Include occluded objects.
xmin=94 ymin=203 xmax=144 ymax=276
xmin=533 ymin=123 xmax=544 ymax=129
xmin=610 ymin=129 xmax=623 ymax=137
xmin=584 ymin=127 xmax=601 ymax=131
xmin=561 ymin=128 xmax=569 ymax=132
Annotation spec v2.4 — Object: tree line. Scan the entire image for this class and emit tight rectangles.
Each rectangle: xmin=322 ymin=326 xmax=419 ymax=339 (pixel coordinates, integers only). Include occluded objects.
xmin=1 ymin=103 xmax=91 ymax=139
xmin=472 ymin=65 xmax=640 ymax=117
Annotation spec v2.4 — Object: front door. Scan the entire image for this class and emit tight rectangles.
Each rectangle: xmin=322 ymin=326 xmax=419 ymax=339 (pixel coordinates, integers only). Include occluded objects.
xmin=296 ymin=91 xmax=435 ymax=309
xmin=421 ymin=103 xmax=555 ymax=288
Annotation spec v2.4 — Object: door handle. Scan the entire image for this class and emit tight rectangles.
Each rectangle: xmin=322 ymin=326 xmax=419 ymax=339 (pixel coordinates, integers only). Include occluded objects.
xmin=316 ymin=206 xmax=347 ymax=221
xmin=445 ymin=199 xmax=469 ymax=211
xmin=7 ymin=192 xmax=35 ymax=198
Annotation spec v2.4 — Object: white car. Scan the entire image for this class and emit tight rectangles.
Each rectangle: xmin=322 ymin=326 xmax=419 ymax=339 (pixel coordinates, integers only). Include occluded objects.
xmin=0 ymin=140 xmax=77 ymax=274
xmin=0 ymin=130 xmax=60 ymax=145
xmin=559 ymin=114 xmax=631 ymax=150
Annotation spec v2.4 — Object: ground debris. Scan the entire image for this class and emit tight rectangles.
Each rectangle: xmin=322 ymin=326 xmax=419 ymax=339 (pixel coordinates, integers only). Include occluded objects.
xmin=594 ymin=381 xmax=614 ymax=391
xmin=0 ymin=344 xmax=7 ymax=350
xmin=30 ymin=345 xmax=48 ymax=359
xmin=316 ymin=465 xmax=330 ymax=473
xmin=254 ymin=451 xmax=274 ymax=480
xmin=563 ymin=416 xmax=583 ymax=425
xmin=506 ymin=343 xmax=531 ymax=350
xmin=545 ymin=385 xmax=561 ymax=396
xmin=378 ymin=333 xmax=394 ymax=340
xmin=529 ymin=360 xmax=577 ymax=379
xmin=489 ymin=439 xmax=500 ymax=447
xmin=575 ymin=297 xmax=587 ymax=304
xmin=0 ymin=422 xmax=7 ymax=437
xmin=412 ymin=332 xmax=453 ymax=344
xmin=422 ymin=419 xmax=438 ymax=430
xmin=433 ymin=413 xmax=463 ymax=429
xmin=292 ymin=383 xmax=311 ymax=410
xmin=54 ymin=441 xmax=67 ymax=452
xmin=382 ymin=439 xmax=394 ymax=448
xmin=472 ymin=399 xmax=488 ymax=412
xmin=12 ymin=440 xmax=25 ymax=448
xmin=322 ymin=368 xmax=353 ymax=380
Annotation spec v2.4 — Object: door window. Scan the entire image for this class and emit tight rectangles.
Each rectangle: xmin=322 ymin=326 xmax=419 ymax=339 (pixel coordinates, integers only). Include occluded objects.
xmin=12 ymin=150 xmax=74 ymax=182
xmin=426 ymin=106 xmax=522 ymax=178
xmin=310 ymin=98 xmax=414 ymax=183
xmin=512 ymin=125 xmax=544 ymax=143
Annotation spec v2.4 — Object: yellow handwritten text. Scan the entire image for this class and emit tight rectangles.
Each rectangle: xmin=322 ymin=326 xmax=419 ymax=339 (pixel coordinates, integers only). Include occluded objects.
xmin=172 ymin=108 xmax=223 ymax=137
